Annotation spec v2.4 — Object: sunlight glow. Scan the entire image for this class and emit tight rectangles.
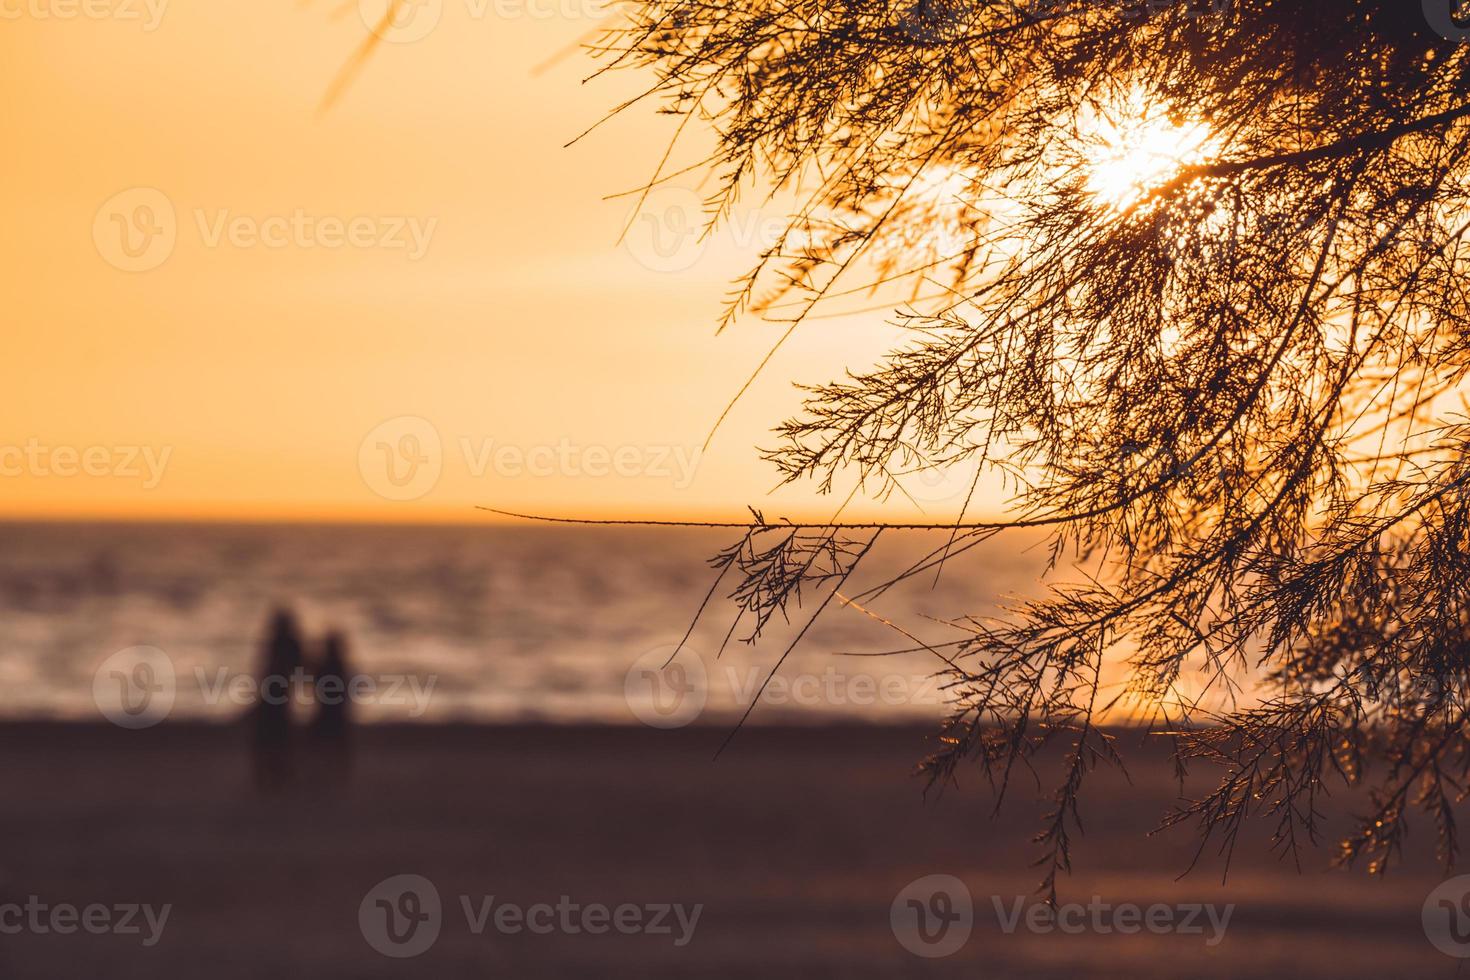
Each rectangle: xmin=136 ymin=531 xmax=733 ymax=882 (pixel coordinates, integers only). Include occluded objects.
xmin=1082 ymin=95 xmax=1220 ymax=211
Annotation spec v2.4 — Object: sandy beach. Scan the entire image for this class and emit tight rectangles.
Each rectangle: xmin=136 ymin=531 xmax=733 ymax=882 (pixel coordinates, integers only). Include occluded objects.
xmin=0 ymin=721 xmax=1458 ymax=977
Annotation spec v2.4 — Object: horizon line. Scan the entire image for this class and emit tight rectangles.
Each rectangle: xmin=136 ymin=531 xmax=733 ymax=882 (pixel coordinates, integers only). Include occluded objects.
xmin=0 ymin=506 xmax=1009 ymax=529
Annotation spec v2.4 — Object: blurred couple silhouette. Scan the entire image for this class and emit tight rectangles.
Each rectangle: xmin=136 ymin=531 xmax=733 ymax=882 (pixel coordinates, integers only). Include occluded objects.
xmin=251 ymin=607 xmax=354 ymax=793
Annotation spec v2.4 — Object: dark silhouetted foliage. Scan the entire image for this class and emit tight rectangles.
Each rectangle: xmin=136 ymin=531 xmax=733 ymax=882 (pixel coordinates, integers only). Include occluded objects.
xmin=592 ymin=0 xmax=1470 ymax=895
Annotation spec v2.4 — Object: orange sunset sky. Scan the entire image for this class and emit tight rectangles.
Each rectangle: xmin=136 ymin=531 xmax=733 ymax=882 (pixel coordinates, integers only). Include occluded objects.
xmin=3 ymin=0 xmax=1002 ymax=524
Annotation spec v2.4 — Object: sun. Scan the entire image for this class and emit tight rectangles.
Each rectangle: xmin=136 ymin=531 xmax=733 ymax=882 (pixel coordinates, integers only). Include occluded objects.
xmin=1082 ymin=93 xmax=1219 ymax=211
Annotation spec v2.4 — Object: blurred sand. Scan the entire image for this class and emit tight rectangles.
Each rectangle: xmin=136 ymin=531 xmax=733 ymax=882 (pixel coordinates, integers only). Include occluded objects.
xmin=0 ymin=722 xmax=1458 ymax=977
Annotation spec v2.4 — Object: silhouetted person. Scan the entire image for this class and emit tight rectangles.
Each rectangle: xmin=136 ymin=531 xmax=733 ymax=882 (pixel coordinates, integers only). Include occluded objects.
xmin=251 ymin=607 xmax=304 ymax=792
xmin=309 ymin=629 xmax=354 ymax=783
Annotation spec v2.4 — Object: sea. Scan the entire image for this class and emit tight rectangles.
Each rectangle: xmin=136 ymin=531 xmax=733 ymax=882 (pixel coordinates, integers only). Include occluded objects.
xmin=0 ymin=522 xmax=1055 ymax=726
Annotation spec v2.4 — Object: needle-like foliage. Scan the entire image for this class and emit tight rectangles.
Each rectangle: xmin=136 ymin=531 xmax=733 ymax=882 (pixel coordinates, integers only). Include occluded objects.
xmin=594 ymin=0 xmax=1470 ymax=892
